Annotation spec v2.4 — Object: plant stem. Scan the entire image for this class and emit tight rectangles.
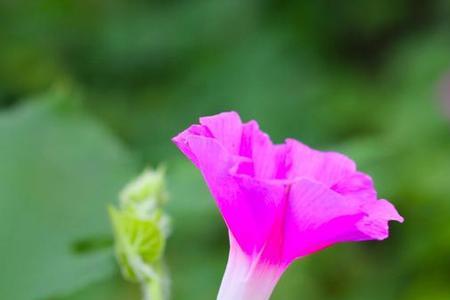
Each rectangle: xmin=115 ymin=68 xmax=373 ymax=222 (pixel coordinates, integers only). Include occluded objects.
xmin=142 ymin=279 xmax=164 ymax=300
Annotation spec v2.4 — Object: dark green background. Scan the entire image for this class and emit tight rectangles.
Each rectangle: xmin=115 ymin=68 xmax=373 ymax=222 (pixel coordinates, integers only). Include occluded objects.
xmin=1 ymin=1 xmax=449 ymax=299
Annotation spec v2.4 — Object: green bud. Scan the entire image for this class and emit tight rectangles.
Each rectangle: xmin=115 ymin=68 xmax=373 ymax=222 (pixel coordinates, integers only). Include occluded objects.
xmin=120 ymin=168 xmax=168 ymax=211
xmin=109 ymin=206 xmax=165 ymax=282
xmin=109 ymin=167 xmax=170 ymax=300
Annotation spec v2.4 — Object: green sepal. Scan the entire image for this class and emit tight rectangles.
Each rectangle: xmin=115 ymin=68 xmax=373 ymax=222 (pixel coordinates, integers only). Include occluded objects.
xmin=109 ymin=206 xmax=165 ymax=282
xmin=120 ymin=167 xmax=168 ymax=211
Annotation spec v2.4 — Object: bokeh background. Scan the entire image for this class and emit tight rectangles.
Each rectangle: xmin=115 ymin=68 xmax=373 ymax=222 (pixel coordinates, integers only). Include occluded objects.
xmin=1 ymin=1 xmax=450 ymax=299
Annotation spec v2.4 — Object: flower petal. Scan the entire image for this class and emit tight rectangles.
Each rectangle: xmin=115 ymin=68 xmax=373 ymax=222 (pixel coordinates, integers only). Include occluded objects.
xmin=199 ymin=111 xmax=243 ymax=155
xmin=282 ymin=178 xmax=403 ymax=262
xmin=285 ymin=139 xmax=356 ymax=186
xmin=356 ymin=199 xmax=404 ymax=240
xmin=239 ymin=120 xmax=288 ymax=179
xmin=282 ymin=179 xmax=361 ymax=261
xmin=183 ymin=134 xmax=286 ymax=255
xmin=172 ymin=124 xmax=212 ymax=168
xmin=331 ymin=171 xmax=378 ymax=201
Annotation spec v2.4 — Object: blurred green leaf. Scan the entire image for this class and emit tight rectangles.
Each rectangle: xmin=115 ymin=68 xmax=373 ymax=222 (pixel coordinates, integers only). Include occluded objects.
xmin=0 ymin=92 xmax=137 ymax=299
xmin=56 ymin=274 xmax=140 ymax=300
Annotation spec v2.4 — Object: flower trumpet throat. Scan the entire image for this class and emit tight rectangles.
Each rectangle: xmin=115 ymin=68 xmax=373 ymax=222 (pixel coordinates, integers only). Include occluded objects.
xmin=172 ymin=111 xmax=403 ymax=300
xmin=109 ymin=168 xmax=170 ymax=300
xmin=218 ymin=235 xmax=285 ymax=300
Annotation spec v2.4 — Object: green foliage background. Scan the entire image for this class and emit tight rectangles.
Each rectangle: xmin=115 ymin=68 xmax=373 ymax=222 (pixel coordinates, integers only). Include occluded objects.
xmin=1 ymin=1 xmax=449 ymax=299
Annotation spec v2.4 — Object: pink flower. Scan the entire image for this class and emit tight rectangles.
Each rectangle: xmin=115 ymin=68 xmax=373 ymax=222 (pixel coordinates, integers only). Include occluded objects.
xmin=172 ymin=112 xmax=403 ymax=300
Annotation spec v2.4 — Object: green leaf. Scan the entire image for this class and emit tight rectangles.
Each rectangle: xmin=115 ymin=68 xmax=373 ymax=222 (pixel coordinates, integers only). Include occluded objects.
xmin=0 ymin=92 xmax=137 ymax=299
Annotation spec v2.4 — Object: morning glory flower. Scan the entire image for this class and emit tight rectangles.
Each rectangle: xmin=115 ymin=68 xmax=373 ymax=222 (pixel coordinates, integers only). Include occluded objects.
xmin=172 ymin=112 xmax=403 ymax=300
xmin=109 ymin=168 xmax=170 ymax=300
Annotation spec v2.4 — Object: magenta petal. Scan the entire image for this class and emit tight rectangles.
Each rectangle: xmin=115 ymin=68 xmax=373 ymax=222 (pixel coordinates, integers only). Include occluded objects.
xmin=282 ymin=179 xmax=361 ymax=261
xmin=199 ymin=111 xmax=243 ymax=155
xmin=282 ymin=178 xmax=403 ymax=262
xmin=356 ymin=199 xmax=404 ymax=240
xmin=239 ymin=120 xmax=287 ymax=179
xmin=172 ymin=124 xmax=212 ymax=168
xmin=332 ymin=171 xmax=377 ymax=201
xmin=285 ymin=139 xmax=356 ymax=186
xmin=185 ymin=135 xmax=286 ymax=254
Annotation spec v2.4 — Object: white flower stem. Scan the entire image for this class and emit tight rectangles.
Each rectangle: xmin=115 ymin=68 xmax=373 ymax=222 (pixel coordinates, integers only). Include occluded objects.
xmin=142 ymin=279 xmax=164 ymax=300
xmin=217 ymin=237 xmax=285 ymax=300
